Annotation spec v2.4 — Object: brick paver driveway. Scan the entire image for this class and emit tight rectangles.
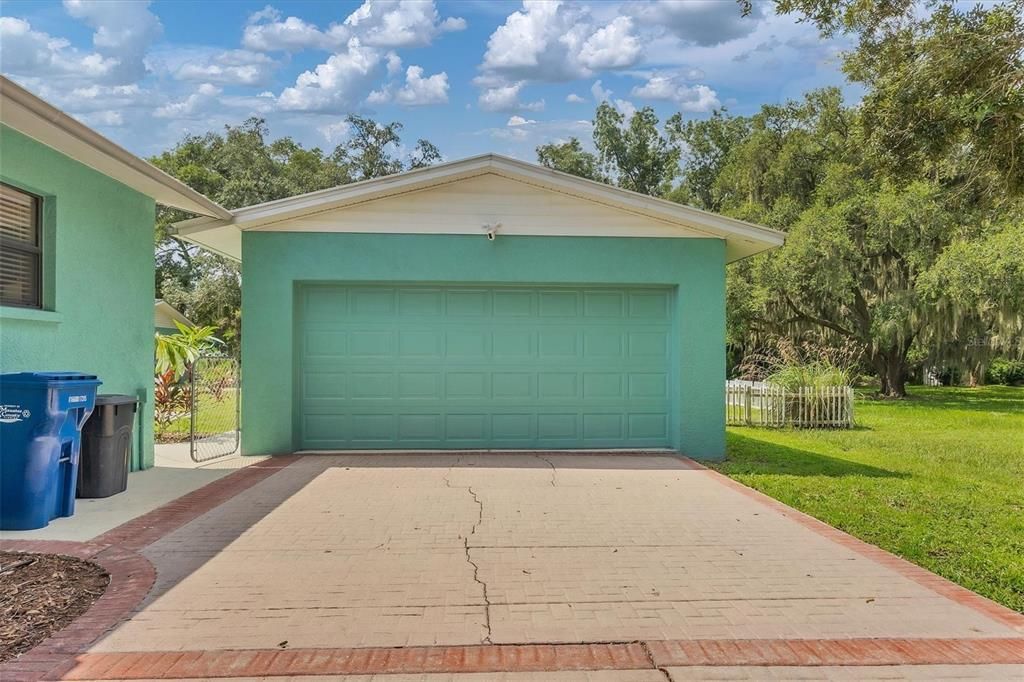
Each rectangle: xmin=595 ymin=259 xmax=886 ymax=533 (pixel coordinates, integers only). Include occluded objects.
xmin=24 ymin=453 xmax=1024 ymax=680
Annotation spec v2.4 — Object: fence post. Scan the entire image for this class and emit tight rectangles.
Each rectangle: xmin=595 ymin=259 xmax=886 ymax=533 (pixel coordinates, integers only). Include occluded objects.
xmin=188 ymin=361 xmax=197 ymax=461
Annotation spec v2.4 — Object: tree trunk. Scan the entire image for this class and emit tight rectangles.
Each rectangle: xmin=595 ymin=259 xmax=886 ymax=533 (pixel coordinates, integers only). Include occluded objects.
xmin=873 ymin=350 xmax=908 ymax=398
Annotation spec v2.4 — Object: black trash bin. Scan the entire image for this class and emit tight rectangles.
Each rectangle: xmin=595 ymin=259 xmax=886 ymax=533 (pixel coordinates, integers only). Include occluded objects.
xmin=77 ymin=394 xmax=138 ymax=499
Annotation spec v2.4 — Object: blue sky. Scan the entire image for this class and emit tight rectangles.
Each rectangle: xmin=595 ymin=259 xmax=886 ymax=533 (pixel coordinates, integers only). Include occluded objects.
xmin=1 ymin=1 xmax=856 ymax=161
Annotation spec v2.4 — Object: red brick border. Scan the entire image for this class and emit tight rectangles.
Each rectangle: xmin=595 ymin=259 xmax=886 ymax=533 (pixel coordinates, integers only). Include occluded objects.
xmin=0 ymin=456 xmax=300 ymax=682
xmin=688 ymin=461 xmax=1024 ymax=633
xmin=56 ymin=638 xmax=1024 ymax=679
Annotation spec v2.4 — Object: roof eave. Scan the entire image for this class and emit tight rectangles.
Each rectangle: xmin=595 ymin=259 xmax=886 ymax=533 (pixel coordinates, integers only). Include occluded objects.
xmin=0 ymin=76 xmax=231 ymax=219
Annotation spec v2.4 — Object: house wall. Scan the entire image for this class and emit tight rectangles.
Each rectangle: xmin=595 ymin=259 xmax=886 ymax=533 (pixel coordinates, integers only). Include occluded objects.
xmin=0 ymin=126 xmax=156 ymax=470
xmin=242 ymin=232 xmax=727 ymax=459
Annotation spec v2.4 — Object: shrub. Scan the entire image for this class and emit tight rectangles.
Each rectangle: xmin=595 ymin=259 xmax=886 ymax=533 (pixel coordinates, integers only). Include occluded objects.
xmin=738 ymin=336 xmax=859 ymax=389
xmin=767 ymin=361 xmax=854 ymax=390
xmin=986 ymin=358 xmax=1024 ymax=385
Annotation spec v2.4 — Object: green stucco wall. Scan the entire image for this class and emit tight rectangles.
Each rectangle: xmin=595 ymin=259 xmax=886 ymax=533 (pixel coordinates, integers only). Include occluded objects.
xmin=242 ymin=232 xmax=727 ymax=459
xmin=0 ymin=126 xmax=156 ymax=470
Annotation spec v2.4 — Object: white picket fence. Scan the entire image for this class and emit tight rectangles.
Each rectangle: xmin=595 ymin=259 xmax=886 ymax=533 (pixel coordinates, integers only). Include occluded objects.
xmin=726 ymin=380 xmax=854 ymax=428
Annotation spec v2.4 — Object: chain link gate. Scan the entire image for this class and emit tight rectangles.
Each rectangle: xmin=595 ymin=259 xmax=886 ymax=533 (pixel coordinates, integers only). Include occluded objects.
xmin=189 ymin=354 xmax=240 ymax=462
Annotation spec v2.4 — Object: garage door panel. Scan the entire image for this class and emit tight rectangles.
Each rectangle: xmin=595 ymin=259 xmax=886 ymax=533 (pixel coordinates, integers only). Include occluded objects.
xmin=397 ymin=413 xmax=442 ymax=441
xmin=398 ymin=330 xmax=442 ymax=358
xmin=582 ymin=413 xmax=624 ymax=440
xmin=629 ymin=373 xmax=668 ymax=399
xmin=539 ymin=290 xmax=579 ymax=316
xmin=628 ymin=413 xmax=668 ymax=440
xmin=348 ymin=330 xmax=393 ymax=357
xmin=493 ymin=290 xmax=533 ymax=316
xmin=297 ymin=284 xmax=673 ymax=449
xmin=350 ymin=288 xmax=395 ymax=315
xmin=583 ymin=290 xmax=624 ymax=317
xmin=628 ymin=290 xmax=671 ymax=319
xmin=492 ymin=330 xmax=534 ymax=359
xmin=398 ymin=372 xmax=441 ymax=400
xmin=446 ymin=331 xmax=488 ymax=358
xmin=446 ymin=289 xmax=489 ymax=315
xmin=538 ymin=329 xmax=578 ymax=357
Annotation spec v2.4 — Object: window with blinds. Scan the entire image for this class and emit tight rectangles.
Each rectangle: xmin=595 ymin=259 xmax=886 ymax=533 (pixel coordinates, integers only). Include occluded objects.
xmin=0 ymin=183 xmax=42 ymax=308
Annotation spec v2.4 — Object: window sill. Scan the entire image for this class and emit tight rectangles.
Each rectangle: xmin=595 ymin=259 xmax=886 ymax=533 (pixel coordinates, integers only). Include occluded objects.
xmin=0 ymin=306 xmax=62 ymax=324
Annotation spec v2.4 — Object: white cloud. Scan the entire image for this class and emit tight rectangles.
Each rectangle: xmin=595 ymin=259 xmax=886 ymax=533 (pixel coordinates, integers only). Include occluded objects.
xmin=630 ymin=73 xmax=721 ymax=111
xmin=481 ymin=117 xmax=592 ymax=144
xmin=385 ymin=51 xmax=403 ymax=75
xmin=394 ymin=66 xmax=448 ymax=105
xmin=507 ymin=115 xmax=536 ymax=126
xmin=590 ymin=80 xmax=637 ymax=117
xmin=0 ymin=17 xmax=119 ymax=80
xmin=627 ymin=0 xmax=764 ymax=47
xmin=368 ymin=65 xmax=449 ymax=106
xmin=62 ymin=0 xmax=162 ymax=82
xmin=244 ymin=1 xmax=463 ymax=52
xmin=477 ymin=81 xmax=545 ymax=113
xmin=441 ymin=17 xmax=468 ymax=32
xmin=243 ymin=9 xmax=346 ymax=52
xmin=67 ymin=83 xmax=144 ymax=109
xmin=75 ymin=110 xmax=124 ymax=126
xmin=261 ymin=1 xmax=463 ymax=112
xmin=480 ymin=1 xmax=643 ymax=83
xmin=173 ymin=50 xmax=277 ymax=86
xmin=566 ymin=93 xmax=586 ymax=103
xmin=277 ymin=38 xmax=381 ymax=112
xmin=344 ymin=0 xmax=466 ymax=48
xmin=578 ymin=16 xmax=642 ymax=69
xmin=154 ymin=83 xmax=223 ymax=119
xmin=614 ymin=99 xmax=637 ymax=118
xmin=318 ymin=119 xmax=351 ymax=144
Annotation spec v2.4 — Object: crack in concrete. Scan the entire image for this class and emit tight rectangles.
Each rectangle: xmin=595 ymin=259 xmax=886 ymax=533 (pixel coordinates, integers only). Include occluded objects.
xmin=464 ymin=485 xmax=493 ymax=644
xmin=535 ymin=454 xmax=557 ymax=487
xmin=442 ymin=456 xmax=492 ymax=644
xmin=639 ymin=640 xmax=674 ymax=682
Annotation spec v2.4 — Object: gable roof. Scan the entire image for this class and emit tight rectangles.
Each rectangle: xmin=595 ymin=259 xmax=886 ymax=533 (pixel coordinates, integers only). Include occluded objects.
xmin=0 ymin=76 xmax=230 ymax=219
xmin=174 ymin=153 xmax=784 ymax=262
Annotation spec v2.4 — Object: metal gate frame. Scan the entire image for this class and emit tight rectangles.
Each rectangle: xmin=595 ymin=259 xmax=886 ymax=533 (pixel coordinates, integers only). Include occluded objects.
xmin=189 ymin=354 xmax=240 ymax=462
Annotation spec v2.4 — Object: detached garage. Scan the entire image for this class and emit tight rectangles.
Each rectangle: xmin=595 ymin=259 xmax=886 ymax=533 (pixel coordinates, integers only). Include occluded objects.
xmin=177 ymin=154 xmax=783 ymax=459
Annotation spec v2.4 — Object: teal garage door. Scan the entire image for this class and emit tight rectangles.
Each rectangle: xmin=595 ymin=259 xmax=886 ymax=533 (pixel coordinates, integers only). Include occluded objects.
xmin=297 ymin=284 xmax=674 ymax=450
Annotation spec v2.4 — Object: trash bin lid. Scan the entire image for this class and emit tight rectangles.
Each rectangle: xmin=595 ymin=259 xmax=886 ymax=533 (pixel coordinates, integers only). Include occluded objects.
xmin=95 ymin=394 xmax=139 ymax=406
xmin=1 ymin=372 xmax=100 ymax=385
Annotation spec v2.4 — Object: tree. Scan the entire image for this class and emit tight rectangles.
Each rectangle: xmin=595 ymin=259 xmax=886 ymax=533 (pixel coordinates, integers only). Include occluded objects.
xmin=775 ymin=0 xmax=1024 ymax=200
xmin=536 ymin=103 xmax=680 ymax=196
xmin=591 ymin=102 xmax=681 ymax=196
xmin=332 ymin=115 xmax=442 ymax=181
xmin=722 ymin=0 xmax=1024 ymax=394
xmin=693 ymin=88 xmax=1020 ymax=397
xmin=666 ymin=110 xmax=750 ymax=212
xmin=151 ymin=116 xmax=442 ymax=352
xmin=536 ymin=138 xmax=605 ymax=183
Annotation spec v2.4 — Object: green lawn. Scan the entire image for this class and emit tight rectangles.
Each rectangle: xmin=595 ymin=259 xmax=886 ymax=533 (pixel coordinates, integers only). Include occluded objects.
xmin=713 ymin=385 xmax=1024 ymax=613
xmin=156 ymin=389 xmax=238 ymax=442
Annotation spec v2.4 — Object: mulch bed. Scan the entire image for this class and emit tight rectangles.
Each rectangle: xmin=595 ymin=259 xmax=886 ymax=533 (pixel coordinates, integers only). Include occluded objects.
xmin=0 ymin=551 xmax=109 ymax=663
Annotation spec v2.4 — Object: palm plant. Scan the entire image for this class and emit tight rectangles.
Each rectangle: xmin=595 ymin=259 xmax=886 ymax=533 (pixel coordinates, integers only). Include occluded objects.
xmin=155 ymin=321 xmax=222 ymax=380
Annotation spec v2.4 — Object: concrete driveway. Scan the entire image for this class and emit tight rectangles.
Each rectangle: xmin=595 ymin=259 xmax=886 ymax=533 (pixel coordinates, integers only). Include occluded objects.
xmin=38 ymin=453 xmax=1024 ymax=679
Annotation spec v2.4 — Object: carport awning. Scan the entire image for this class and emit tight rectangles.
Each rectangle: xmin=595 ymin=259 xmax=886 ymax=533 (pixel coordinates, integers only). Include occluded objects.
xmin=173 ymin=154 xmax=784 ymax=263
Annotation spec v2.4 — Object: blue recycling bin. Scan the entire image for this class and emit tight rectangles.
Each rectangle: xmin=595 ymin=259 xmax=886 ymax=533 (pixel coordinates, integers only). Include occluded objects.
xmin=0 ymin=372 xmax=101 ymax=530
